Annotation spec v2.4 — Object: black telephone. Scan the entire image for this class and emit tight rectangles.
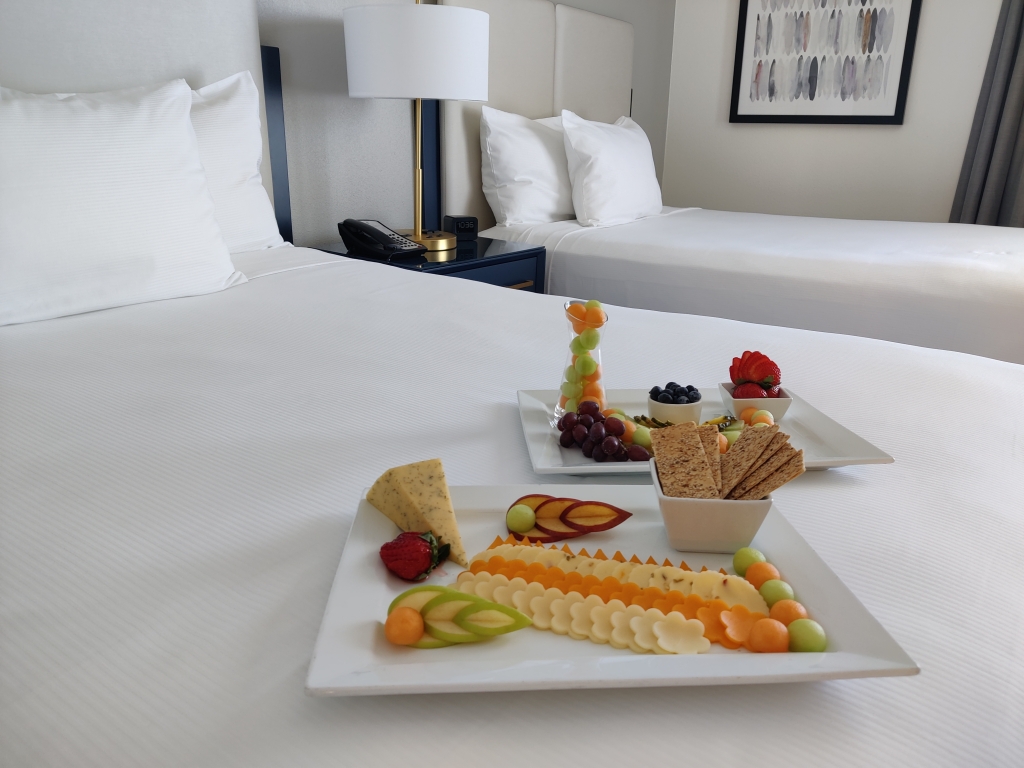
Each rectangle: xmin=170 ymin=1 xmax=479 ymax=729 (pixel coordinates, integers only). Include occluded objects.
xmin=338 ymin=219 xmax=427 ymax=259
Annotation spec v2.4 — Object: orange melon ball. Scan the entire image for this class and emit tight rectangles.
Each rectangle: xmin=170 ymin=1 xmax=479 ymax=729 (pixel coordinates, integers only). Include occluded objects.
xmin=384 ymin=607 xmax=425 ymax=646
xmin=567 ymin=303 xmax=587 ymax=321
xmin=747 ymin=618 xmax=789 ymax=653
xmin=718 ymin=432 xmax=729 ymax=453
xmin=571 ymin=320 xmax=588 ymax=334
xmin=583 ymin=382 xmax=604 ymax=399
xmin=559 ymin=395 xmax=569 ymax=408
xmin=739 ymin=407 xmax=758 ymax=424
xmin=744 ymin=561 xmax=781 ymax=590
xmin=588 ymin=364 xmax=602 ymax=382
xmin=622 ymin=420 xmax=637 ymax=443
xmin=585 ymin=306 xmax=607 ymax=327
xmin=769 ymin=599 xmax=809 ymax=627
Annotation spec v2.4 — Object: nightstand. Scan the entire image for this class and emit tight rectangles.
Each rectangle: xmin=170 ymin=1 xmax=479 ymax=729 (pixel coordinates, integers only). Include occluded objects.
xmin=316 ymin=237 xmax=546 ymax=293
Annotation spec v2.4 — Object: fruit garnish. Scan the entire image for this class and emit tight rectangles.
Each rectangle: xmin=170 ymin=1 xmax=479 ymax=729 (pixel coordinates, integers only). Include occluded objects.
xmin=559 ymin=501 xmax=632 ymax=532
xmin=384 ymin=606 xmax=426 ymax=646
xmin=787 ymin=618 xmax=827 ymax=652
xmin=379 ymin=531 xmax=450 ymax=581
xmin=743 ymin=561 xmax=780 ymax=589
xmin=758 ymin=578 xmax=795 ymax=607
xmin=730 ymin=351 xmax=781 ymax=388
xmin=732 ymin=382 xmax=768 ymax=398
xmin=420 ymin=592 xmax=489 ymax=643
xmin=454 ymin=602 xmax=532 ymax=636
xmin=505 ymin=504 xmax=536 ymax=534
xmin=769 ymin=599 xmax=809 ymax=627
xmin=732 ymin=547 xmax=766 ymax=577
xmin=747 ymin=618 xmax=790 ymax=653
xmin=533 ymin=497 xmax=583 ymax=536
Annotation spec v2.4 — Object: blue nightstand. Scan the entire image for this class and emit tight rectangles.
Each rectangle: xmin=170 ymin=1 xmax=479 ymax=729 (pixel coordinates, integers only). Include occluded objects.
xmin=316 ymin=237 xmax=546 ymax=293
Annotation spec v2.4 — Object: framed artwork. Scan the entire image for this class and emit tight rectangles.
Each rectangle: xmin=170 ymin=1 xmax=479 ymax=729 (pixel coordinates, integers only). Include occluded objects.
xmin=730 ymin=0 xmax=922 ymax=125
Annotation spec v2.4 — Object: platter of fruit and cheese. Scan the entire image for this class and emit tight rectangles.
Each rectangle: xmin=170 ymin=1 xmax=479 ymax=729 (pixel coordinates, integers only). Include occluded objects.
xmin=305 ymin=483 xmax=917 ymax=696
xmin=518 ymin=388 xmax=893 ymax=475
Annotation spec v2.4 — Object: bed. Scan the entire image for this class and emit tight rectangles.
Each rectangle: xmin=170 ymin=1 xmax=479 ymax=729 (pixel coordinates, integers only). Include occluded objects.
xmin=443 ymin=0 xmax=1024 ymax=365
xmin=2 ymin=2 xmax=1023 ymax=767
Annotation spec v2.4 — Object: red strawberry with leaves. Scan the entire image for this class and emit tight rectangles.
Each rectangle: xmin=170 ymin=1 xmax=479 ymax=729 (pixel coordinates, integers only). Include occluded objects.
xmin=765 ymin=385 xmax=783 ymax=398
xmin=742 ymin=353 xmax=781 ymax=389
xmin=729 ymin=351 xmax=755 ymax=385
xmin=380 ymin=531 xmax=450 ymax=581
xmin=732 ymin=382 xmax=768 ymax=398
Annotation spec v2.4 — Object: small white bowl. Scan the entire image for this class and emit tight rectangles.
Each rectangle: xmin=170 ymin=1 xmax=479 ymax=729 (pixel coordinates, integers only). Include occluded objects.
xmin=651 ymin=460 xmax=772 ymax=553
xmin=718 ymin=382 xmax=792 ymax=422
xmin=648 ymin=393 xmax=702 ymax=424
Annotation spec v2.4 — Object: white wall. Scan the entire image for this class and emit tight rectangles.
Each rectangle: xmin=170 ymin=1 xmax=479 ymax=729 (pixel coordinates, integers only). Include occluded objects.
xmin=257 ymin=0 xmax=417 ymax=246
xmin=258 ymin=0 xmax=674 ymax=246
xmin=662 ymin=0 xmax=1003 ymax=223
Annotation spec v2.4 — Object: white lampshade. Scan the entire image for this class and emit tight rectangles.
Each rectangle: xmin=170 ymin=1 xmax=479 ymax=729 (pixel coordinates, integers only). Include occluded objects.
xmin=343 ymin=5 xmax=489 ymax=101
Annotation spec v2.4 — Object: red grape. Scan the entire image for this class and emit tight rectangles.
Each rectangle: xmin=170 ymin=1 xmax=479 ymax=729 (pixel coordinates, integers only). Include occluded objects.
xmin=559 ymin=429 xmax=575 ymax=448
xmin=604 ymin=417 xmax=625 ymax=436
xmin=589 ymin=422 xmax=607 ymax=443
xmin=572 ymin=424 xmax=589 ymax=446
xmin=578 ymin=401 xmax=601 ymax=417
xmin=579 ymin=414 xmax=595 ymax=429
xmin=627 ymin=445 xmax=651 ymax=462
xmin=592 ymin=446 xmax=608 ymax=462
xmin=601 ymin=436 xmax=621 ymax=455
xmin=562 ymin=412 xmax=578 ymax=431
xmin=581 ymin=439 xmax=596 ymax=458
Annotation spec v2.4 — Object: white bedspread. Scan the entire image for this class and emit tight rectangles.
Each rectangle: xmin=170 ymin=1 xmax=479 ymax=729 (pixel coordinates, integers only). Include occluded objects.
xmin=2 ymin=247 xmax=1022 ymax=767
xmin=484 ymin=208 xmax=1024 ymax=364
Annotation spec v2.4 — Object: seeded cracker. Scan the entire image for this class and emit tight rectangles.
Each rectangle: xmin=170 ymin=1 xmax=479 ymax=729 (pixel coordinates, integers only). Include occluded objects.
xmin=749 ymin=431 xmax=789 ymax=475
xmin=651 ymin=422 xmax=718 ymax=499
xmin=719 ymin=423 xmax=780 ymax=498
xmin=735 ymin=450 xmax=805 ymax=500
xmin=728 ymin=443 xmax=797 ymax=499
xmin=696 ymin=424 xmax=722 ymax=493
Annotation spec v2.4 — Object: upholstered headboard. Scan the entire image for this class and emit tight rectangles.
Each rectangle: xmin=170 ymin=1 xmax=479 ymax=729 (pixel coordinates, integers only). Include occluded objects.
xmin=0 ymin=0 xmax=276 ymax=204
xmin=440 ymin=0 xmax=634 ymax=228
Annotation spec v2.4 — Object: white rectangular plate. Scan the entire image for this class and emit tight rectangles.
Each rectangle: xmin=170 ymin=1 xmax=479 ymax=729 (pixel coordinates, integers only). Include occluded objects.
xmin=306 ymin=484 xmax=916 ymax=696
xmin=518 ymin=388 xmax=893 ymax=475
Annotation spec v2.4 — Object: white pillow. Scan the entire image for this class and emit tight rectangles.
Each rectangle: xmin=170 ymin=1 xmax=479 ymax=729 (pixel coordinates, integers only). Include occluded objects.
xmin=560 ymin=110 xmax=663 ymax=227
xmin=480 ymin=105 xmax=574 ymax=225
xmin=191 ymin=72 xmax=284 ymax=252
xmin=0 ymin=79 xmax=245 ymax=326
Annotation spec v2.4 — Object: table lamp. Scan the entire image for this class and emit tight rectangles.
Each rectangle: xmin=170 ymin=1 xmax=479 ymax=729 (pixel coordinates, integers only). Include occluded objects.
xmin=343 ymin=2 xmax=489 ymax=251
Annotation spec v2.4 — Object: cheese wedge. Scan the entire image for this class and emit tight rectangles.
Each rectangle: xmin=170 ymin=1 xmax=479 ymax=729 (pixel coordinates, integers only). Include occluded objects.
xmin=366 ymin=459 xmax=468 ymax=567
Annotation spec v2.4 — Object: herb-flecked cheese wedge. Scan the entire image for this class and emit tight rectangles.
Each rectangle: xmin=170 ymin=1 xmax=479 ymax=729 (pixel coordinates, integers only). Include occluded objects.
xmin=389 ymin=459 xmax=467 ymax=567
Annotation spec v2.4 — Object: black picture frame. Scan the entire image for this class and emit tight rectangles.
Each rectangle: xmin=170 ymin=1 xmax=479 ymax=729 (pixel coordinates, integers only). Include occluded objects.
xmin=729 ymin=0 xmax=922 ymax=125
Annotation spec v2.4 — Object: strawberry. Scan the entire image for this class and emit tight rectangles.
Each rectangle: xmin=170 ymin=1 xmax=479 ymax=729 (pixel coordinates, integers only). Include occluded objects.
xmin=379 ymin=531 xmax=450 ymax=581
xmin=765 ymin=385 xmax=782 ymax=398
xmin=730 ymin=351 xmax=755 ymax=385
xmin=732 ymin=382 xmax=767 ymax=398
xmin=741 ymin=352 xmax=781 ymax=388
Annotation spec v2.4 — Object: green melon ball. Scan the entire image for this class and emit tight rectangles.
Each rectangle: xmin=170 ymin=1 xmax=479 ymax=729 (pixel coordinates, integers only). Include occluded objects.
xmin=560 ymin=381 xmax=583 ymax=399
xmin=564 ymin=398 xmax=579 ymax=413
xmin=732 ymin=547 xmax=766 ymax=577
xmin=564 ymin=366 xmax=581 ymax=384
xmin=759 ymin=579 xmax=795 ymax=607
xmin=505 ymin=504 xmax=536 ymax=534
xmin=579 ymin=327 xmax=601 ymax=350
xmin=788 ymin=619 xmax=827 ymax=652
xmin=574 ymin=354 xmax=598 ymax=377
xmin=584 ymin=299 xmax=602 ymax=309
xmin=632 ymin=425 xmax=652 ymax=449
xmin=569 ymin=336 xmax=588 ymax=356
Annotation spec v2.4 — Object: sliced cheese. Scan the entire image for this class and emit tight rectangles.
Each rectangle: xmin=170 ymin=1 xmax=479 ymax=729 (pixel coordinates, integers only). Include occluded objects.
xmin=389 ymin=459 xmax=467 ymax=567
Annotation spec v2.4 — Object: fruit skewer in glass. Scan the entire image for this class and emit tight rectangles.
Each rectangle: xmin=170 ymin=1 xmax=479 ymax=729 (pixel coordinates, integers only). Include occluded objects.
xmin=556 ymin=300 xmax=607 ymax=421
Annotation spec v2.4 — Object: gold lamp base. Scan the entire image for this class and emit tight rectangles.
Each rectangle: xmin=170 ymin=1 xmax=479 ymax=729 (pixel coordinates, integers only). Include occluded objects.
xmin=402 ymin=229 xmax=458 ymax=251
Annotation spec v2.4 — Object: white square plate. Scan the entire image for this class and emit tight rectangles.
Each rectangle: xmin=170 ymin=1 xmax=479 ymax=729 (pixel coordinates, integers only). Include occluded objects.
xmin=518 ymin=388 xmax=894 ymax=475
xmin=306 ymin=484 xmax=916 ymax=696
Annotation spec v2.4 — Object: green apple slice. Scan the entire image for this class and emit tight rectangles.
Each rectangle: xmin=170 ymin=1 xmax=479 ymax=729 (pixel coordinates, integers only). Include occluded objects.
xmin=410 ymin=634 xmax=454 ymax=649
xmin=421 ymin=593 xmax=487 ymax=643
xmin=453 ymin=602 xmax=532 ymax=637
xmin=388 ymin=585 xmax=456 ymax=615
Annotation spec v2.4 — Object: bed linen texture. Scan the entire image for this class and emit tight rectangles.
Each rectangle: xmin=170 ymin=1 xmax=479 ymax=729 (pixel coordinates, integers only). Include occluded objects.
xmin=483 ymin=207 xmax=1024 ymax=364
xmin=1 ymin=248 xmax=1022 ymax=767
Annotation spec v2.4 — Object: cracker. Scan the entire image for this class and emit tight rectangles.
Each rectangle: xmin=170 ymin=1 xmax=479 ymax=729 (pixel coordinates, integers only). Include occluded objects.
xmin=734 ymin=450 xmax=805 ymax=500
xmin=718 ymin=423 xmax=780 ymax=498
xmin=651 ymin=422 xmax=718 ymax=499
xmin=696 ymin=424 xmax=722 ymax=493
xmin=727 ymin=443 xmax=797 ymax=499
xmin=749 ymin=432 xmax=789 ymax=475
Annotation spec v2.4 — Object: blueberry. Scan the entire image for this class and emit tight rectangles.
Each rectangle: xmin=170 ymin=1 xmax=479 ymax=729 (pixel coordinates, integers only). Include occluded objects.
xmin=649 ymin=386 xmax=662 ymax=399
xmin=686 ymin=385 xmax=697 ymax=392
xmin=666 ymin=381 xmax=680 ymax=390
xmin=657 ymin=392 xmax=674 ymax=403
xmin=673 ymin=395 xmax=689 ymax=404
xmin=689 ymin=390 xmax=702 ymax=402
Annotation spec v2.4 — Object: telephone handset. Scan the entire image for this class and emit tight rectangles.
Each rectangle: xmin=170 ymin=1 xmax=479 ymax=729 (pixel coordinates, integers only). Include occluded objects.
xmin=338 ymin=219 xmax=427 ymax=259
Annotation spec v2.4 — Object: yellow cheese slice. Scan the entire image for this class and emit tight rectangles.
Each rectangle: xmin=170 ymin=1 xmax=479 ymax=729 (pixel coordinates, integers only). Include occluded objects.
xmin=389 ymin=459 xmax=467 ymax=567
xmin=366 ymin=468 xmax=432 ymax=534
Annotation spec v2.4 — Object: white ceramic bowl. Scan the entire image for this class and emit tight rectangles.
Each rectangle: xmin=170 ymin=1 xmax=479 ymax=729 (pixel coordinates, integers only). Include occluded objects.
xmin=651 ymin=460 xmax=772 ymax=553
xmin=648 ymin=393 xmax=702 ymax=424
xmin=718 ymin=382 xmax=792 ymax=422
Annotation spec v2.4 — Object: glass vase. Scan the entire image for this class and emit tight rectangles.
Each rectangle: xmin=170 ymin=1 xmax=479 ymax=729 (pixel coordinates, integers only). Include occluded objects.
xmin=554 ymin=300 xmax=608 ymax=423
